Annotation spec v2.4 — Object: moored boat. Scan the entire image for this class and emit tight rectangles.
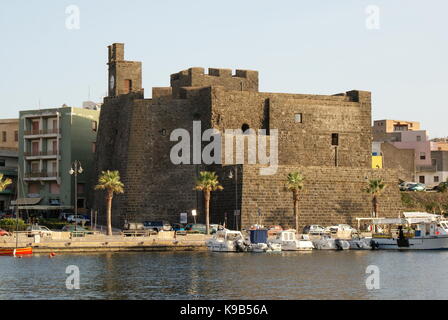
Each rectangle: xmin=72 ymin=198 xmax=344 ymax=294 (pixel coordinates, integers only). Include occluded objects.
xmin=0 ymin=247 xmax=33 ymax=256
xmin=248 ymin=229 xmax=282 ymax=252
xmin=207 ymin=229 xmax=246 ymax=252
xmin=370 ymin=212 xmax=448 ymax=250
xmin=271 ymin=230 xmax=314 ymax=251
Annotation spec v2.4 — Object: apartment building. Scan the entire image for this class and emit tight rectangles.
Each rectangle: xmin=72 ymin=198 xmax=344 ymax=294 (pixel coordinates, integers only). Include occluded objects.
xmin=16 ymin=106 xmax=99 ymax=217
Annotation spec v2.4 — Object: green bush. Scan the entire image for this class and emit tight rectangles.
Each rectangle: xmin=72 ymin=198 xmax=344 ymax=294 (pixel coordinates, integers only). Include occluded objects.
xmin=0 ymin=218 xmax=28 ymax=232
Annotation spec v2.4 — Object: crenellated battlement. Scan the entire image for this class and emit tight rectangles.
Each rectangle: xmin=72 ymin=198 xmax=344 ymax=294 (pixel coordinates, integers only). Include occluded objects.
xmin=170 ymin=67 xmax=259 ymax=98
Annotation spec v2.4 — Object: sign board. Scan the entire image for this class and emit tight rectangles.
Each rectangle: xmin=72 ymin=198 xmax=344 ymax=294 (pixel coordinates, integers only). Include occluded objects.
xmin=234 ymin=210 xmax=240 ymax=216
xmin=180 ymin=212 xmax=188 ymax=224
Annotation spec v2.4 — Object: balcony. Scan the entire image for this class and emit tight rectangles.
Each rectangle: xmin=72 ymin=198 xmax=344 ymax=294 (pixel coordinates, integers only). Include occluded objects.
xmin=23 ymin=128 xmax=61 ymax=138
xmin=416 ymin=165 xmax=437 ymax=172
xmin=24 ymin=171 xmax=58 ymax=181
xmin=24 ymin=150 xmax=59 ymax=159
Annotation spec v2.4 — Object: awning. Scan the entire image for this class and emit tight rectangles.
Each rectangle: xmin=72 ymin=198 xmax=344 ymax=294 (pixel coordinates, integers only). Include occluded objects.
xmin=9 ymin=205 xmax=74 ymax=211
xmin=10 ymin=198 xmax=42 ymax=206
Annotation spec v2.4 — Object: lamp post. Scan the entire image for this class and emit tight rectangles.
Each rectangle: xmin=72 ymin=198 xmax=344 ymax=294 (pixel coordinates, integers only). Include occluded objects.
xmin=228 ymin=167 xmax=239 ymax=230
xmin=192 ymin=209 xmax=197 ymax=224
xmin=69 ymin=160 xmax=83 ymax=231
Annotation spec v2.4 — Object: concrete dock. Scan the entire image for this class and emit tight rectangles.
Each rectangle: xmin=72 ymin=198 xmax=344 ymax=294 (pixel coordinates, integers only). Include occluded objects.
xmin=0 ymin=231 xmax=210 ymax=253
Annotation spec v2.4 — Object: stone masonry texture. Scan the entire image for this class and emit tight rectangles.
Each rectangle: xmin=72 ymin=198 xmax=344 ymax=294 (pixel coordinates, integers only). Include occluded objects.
xmin=93 ymin=43 xmax=406 ymax=229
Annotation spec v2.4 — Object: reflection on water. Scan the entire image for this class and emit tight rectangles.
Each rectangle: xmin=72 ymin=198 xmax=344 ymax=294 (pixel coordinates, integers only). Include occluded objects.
xmin=1 ymin=251 xmax=448 ymax=300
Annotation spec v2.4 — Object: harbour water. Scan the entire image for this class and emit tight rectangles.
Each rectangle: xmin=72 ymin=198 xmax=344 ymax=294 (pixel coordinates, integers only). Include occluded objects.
xmin=1 ymin=251 xmax=448 ymax=300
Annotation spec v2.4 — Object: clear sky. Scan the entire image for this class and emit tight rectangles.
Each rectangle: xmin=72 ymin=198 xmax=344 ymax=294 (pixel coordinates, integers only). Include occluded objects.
xmin=1 ymin=0 xmax=447 ymax=138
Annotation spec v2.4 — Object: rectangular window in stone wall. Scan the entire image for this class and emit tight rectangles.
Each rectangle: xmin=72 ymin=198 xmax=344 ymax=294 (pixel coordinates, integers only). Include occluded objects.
xmin=420 ymin=152 xmax=426 ymax=160
xmin=434 ymin=176 xmax=440 ymax=183
xmin=124 ymin=79 xmax=132 ymax=94
xmin=331 ymin=133 xmax=339 ymax=146
xmin=2 ymin=131 xmax=6 ymax=142
xmin=294 ymin=113 xmax=302 ymax=123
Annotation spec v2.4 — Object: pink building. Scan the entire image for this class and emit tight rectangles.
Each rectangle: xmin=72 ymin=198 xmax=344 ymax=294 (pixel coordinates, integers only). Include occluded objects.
xmin=373 ymin=120 xmax=436 ymax=185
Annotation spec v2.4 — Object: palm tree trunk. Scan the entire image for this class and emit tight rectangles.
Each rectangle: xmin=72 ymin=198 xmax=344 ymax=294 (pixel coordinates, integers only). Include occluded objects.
xmin=107 ymin=191 xmax=113 ymax=236
xmin=373 ymin=196 xmax=378 ymax=218
xmin=204 ymin=191 xmax=210 ymax=235
xmin=293 ymin=191 xmax=299 ymax=233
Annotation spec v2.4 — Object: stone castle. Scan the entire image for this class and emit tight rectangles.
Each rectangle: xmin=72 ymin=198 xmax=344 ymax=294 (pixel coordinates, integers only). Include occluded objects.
xmin=93 ymin=43 xmax=404 ymax=229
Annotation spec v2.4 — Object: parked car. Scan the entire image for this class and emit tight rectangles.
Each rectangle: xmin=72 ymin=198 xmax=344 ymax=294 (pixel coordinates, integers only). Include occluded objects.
xmin=302 ymin=225 xmax=326 ymax=235
xmin=434 ymin=182 xmax=448 ymax=192
xmin=143 ymin=221 xmax=172 ymax=232
xmin=325 ymin=224 xmax=356 ymax=234
xmin=26 ymin=225 xmax=53 ymax=236
xmin=399 ymin=181 xmax=417 ymax=191
xmin=59 ymin=211 xmax=74 ymax=220
xmin=407 ymin=183 xmax=426 ymax=192
xmin=171 ymin=223 xmax=186 ymax=232
xmin=123 ymin=222 xmax=145 ymax=231
xmin=66 ymin=215 xmax=90 ymax=225
xmin=0 ymin=229 xmax=10 ymax=236
xmin=185 ymin=223 xmax=219 ymax=234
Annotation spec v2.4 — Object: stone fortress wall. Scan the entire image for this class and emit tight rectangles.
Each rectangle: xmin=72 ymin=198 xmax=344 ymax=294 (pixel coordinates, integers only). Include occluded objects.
xmin=93 ymin=43 xmax=405 ymax=230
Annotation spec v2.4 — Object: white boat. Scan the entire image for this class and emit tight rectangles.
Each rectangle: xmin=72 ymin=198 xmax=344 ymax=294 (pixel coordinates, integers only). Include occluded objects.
xmin=312 ymin=236 xmax=350 ymax=250
xmin=271 ymin=230 xmax=314 ymax=251
xmin=250 ymin=242 xmax=282 ymax=253
xmin=247 ymin=229 xmax=282 ymax=253
xmin=371 ymin=212 xmax=448 ymax=250
xmin=207 ymin=230 xmax=246 ymax=252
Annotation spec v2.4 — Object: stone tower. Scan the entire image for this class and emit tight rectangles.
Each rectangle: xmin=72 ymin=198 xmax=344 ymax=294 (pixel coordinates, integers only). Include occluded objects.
xmin=107 ymin=43 xmax=143 ymax=97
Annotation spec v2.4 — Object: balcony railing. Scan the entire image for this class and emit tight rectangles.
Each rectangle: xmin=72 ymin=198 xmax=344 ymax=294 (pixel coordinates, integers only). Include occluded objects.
xmin=416 ymin=165 xmax=437 ymax=172
xmin=24 ymin=150 xmax=59 ymax=157
xmin=24 ymin=171 xmax=58 ymax=179
xmin=24 ymin=128 xmax=61 ymax=136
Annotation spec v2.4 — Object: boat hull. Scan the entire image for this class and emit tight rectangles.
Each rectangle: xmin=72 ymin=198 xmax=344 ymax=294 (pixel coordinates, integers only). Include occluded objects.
xmin=0 ymin=247 xmax=33 ymax=256
xmin=373 ymin=236 xmax=448 ymax=250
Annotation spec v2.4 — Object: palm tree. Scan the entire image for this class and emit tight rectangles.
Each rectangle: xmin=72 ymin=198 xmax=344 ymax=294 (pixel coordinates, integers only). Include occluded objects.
xmin=363 ymin=178 xmax=387 ymax=219
xmin=194 ymin=171 xmax=223 ymax=235
xmin=285 ymin=172 xmax=304 ymax=233
xmin=95 ymin=170 xmax=124 ymax=236
xmin=0 ymin=173 xmax=12 ymax=192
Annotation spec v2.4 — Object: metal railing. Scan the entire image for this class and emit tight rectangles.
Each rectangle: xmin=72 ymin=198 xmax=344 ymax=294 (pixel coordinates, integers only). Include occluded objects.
xmin=24 ymin=128 xmax=60 ymax=136
xmin=416 ymin=165 xmax=437 ymax=172
xmin=24 ymin=171 xmax=58 ymax=178
xmin=24 ymin=150 xmax=59 ymax=157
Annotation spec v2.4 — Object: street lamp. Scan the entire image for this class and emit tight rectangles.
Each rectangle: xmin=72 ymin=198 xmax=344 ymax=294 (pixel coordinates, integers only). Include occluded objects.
xmin=192 ymin=209 xmax=197 ymax=224
xmin=228 ymin=167 xmax=239 ymax=231
xmin=69 ymin=160 xmax=83 ymax=231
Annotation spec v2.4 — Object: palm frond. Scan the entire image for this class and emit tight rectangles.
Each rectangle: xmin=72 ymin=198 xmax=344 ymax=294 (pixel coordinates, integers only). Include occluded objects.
xmin=194 ymin=171 xmax=223 ymax=192
xmin=95 ymin=170 xmax=125 ymax=194
xmin=285 ymin=172 xmax=304 ymax=192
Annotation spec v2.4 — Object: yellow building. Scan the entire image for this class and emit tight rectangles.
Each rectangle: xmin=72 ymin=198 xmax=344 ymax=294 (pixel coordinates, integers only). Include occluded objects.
xmin=0 ymin=119 xmax=19 ymax=151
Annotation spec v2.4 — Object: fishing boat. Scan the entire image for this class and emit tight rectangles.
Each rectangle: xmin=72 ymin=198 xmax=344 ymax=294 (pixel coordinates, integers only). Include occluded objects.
xmin=207 ymin=229 xmax=246 ymax=252
xmin=247 ymin=229 xmax=281 ymax=253
xmin=370 ymin=212 xmax=448 ymax=250
xmin=271 ymin=230 xmax=314 ymax=251
xmin=0 ymin=247 xmax=33 ymax=256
